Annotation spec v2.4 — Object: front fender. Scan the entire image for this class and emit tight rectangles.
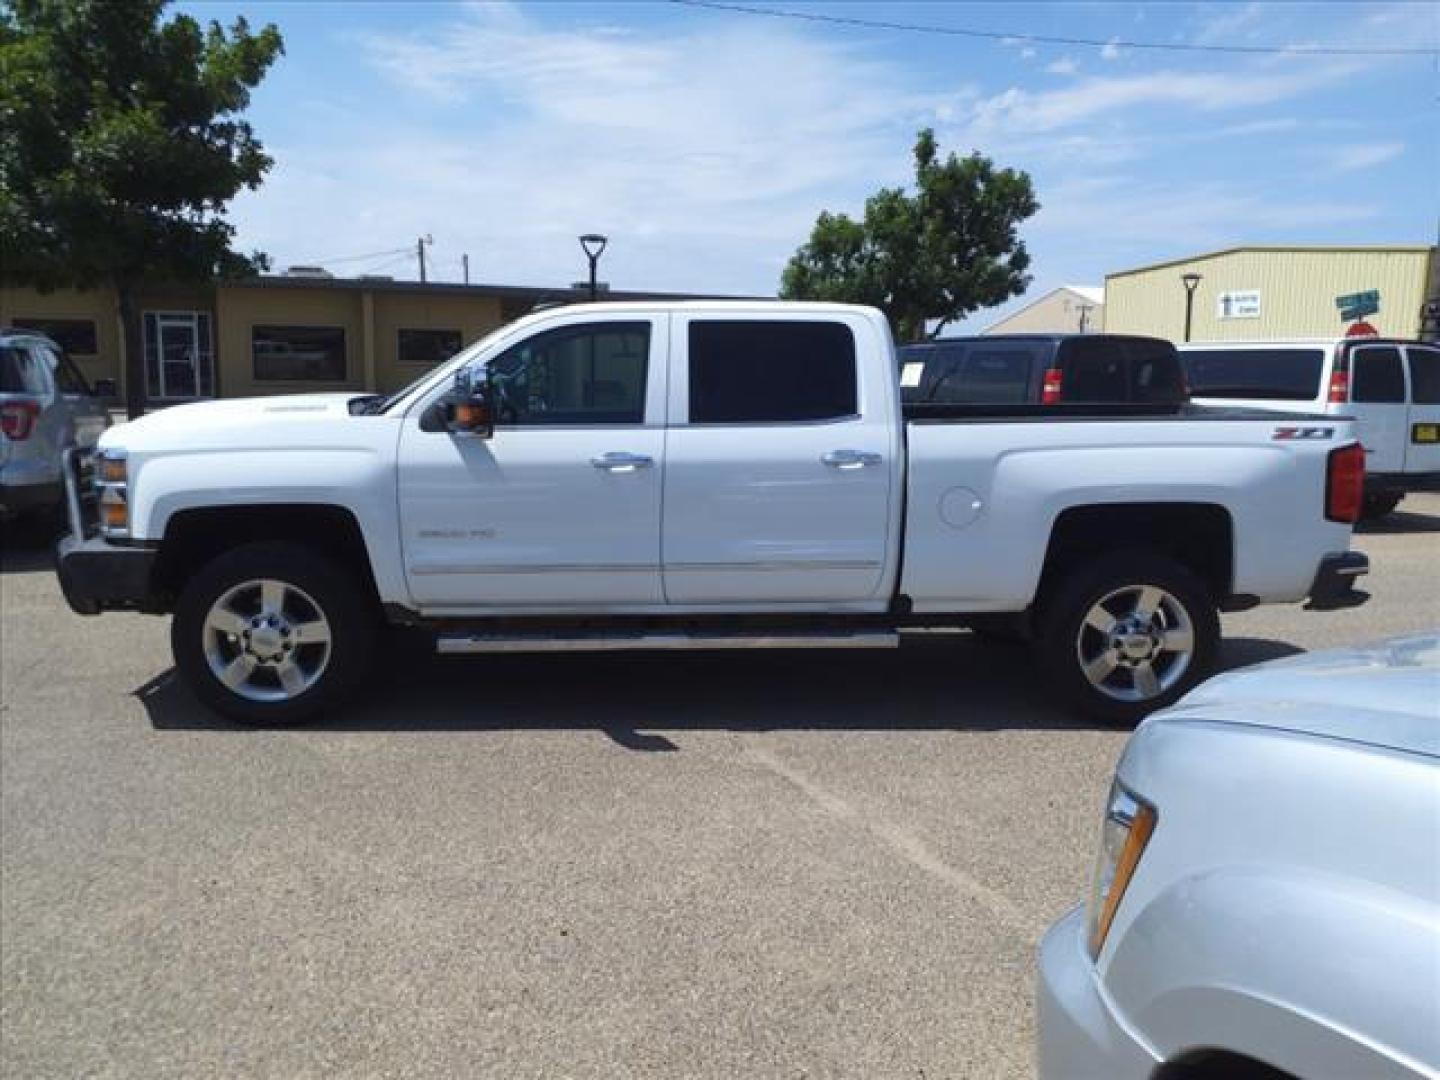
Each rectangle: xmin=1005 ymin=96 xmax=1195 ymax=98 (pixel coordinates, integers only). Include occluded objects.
xmin=1105 ymin=868 xmax=1439 ymax=1079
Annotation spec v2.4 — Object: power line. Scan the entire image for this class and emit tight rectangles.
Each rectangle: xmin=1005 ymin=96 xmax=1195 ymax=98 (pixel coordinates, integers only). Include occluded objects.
xmin=305 ymin=245 xmax=416 ymax=267
xmin=667 ymin=0 xmax=1440 ymax=58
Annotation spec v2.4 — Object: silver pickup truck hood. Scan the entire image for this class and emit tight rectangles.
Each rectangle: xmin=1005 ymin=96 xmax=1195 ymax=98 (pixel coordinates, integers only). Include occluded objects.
xmin=1167 ymin=634 xmax=1440 ymax=759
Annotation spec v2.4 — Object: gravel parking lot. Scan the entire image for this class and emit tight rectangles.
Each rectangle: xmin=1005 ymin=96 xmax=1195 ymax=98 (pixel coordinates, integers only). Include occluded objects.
xmin=3 ymin=498 xmax=1437 ymax=1079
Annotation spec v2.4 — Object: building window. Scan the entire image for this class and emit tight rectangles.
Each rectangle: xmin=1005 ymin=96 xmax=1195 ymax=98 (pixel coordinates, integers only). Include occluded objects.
xmin=398 ymin=328 xmax=462 ymax=367
xmin=12 ymin=318 xmax=98 ymax=355
xmin=688 ymin=321 xmax=857 ymax=423
xmin=252 ymin=325 xmax=347 ymax=382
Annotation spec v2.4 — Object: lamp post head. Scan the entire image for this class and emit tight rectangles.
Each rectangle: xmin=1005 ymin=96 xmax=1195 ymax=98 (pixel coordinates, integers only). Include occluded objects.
xmin=579 ymin=233 xmax=608 ymax=260
xmin=1182 ymin=272 xmax=1202 ymax=292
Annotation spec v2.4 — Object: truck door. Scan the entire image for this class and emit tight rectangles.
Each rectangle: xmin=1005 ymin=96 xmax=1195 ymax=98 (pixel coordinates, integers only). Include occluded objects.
xmin=1347 ymin=343 xmax=1407 ymax=475
xmin=661 ymin=314 xmax=898 ymax=605
xmin=1403 ymin=343 xmax=1440 ymax=475
xmin=396 ymin=314 xmax=668 ymax=609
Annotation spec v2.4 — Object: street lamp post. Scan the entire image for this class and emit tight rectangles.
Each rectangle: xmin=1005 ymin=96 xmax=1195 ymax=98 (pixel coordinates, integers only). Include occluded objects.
xmin=579 ymin=234 xmax=608 ymax=301
xmin=1181 ymin=272 xmax=1203 ymax=343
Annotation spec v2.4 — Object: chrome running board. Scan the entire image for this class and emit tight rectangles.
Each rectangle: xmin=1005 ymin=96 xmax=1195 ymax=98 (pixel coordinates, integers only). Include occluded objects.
xmin=436 ymin=629 xmax=900 ymax=655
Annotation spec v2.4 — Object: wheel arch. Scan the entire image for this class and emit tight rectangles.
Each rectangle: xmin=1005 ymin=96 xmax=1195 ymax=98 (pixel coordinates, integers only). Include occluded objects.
xmin=1039 ymin=502 xmax=1234 ymax=606
xmin=152 ymin=504 xmax=381 ymax=610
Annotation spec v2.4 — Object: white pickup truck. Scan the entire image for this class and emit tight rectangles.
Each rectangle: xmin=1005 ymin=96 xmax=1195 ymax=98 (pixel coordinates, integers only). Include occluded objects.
xmin=56 ymin=302 xmax=1370 ymax=725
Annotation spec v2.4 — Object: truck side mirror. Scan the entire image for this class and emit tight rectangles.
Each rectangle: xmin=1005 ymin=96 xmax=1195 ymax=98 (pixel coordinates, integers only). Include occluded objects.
xmin=443 ymin=370 xmax=494 ymax=438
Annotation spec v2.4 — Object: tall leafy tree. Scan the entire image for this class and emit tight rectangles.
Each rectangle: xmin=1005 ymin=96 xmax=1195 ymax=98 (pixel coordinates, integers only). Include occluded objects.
xmin=782 ymin=129 xmax=1039 ymax=342
xmin=1 ymin=0 xmax=283 ymax=417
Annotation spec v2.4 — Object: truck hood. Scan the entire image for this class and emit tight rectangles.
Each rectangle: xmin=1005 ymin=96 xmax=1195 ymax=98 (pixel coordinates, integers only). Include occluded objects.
xmin=1164 ymin=633 xmax=1440 ymax=759
xmin=99 ymin=393 xmax=367 ymax=451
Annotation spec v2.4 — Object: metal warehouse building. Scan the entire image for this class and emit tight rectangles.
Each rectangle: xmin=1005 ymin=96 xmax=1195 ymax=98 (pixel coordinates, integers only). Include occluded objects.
xmin=1104 ymin=245 xmax=1439 ymax=343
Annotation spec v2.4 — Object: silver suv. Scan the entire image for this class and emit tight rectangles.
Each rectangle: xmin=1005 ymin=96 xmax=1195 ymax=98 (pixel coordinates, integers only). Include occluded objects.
xmin=1 ymin=329 xmax=112 ymax=527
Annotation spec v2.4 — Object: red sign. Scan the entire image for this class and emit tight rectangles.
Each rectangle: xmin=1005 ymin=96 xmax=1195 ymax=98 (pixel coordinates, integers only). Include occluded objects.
xmin=1345 ymin=321 xmax=1379 ymax=338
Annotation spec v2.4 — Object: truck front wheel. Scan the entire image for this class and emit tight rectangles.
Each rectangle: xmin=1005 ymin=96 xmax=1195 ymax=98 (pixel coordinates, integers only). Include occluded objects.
xmin=1037 ymin=551 xmax=1219 ymax=726
xmin=172 ymin=541 xmax=378 ymax=725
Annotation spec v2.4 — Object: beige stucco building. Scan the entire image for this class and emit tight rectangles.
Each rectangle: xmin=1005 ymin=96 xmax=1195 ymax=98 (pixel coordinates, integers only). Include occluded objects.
xmin=0 ymin=276 xmax=716 ymax=405
xmin=1104 ymin=245 xmax=1438 ymax=343
xmin=982 ymin=285 xmax=1104 ymax=335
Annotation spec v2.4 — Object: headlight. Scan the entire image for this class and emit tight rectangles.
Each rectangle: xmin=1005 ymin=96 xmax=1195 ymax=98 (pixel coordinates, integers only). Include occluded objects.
xmin=95 ymin=449 xmax=129 ymax=537
xmin=1085 ymin=781 xmax=1157 ymax=959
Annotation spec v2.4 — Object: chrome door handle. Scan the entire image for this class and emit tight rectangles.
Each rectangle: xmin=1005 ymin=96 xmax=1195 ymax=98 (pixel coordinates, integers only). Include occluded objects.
xmin=821 ymin=449 xmax=883 ymax=470
xmin=591 ymin=452 xmax=654 ymax=473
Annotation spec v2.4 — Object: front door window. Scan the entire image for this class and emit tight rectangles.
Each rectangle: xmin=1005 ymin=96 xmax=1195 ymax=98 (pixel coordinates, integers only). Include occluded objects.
xmin=143 ymin=311 xmax=214 ymax=399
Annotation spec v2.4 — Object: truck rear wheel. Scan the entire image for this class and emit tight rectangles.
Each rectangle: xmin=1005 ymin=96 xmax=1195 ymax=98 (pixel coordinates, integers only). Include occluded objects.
xmin=1037 ymin=551 xmax=1218 ymax=726
xmin=172 ymin=541 xmax=378 ymax=725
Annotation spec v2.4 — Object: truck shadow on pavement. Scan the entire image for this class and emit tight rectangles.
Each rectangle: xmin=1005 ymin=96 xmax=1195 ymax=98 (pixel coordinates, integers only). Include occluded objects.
xmin=1356 ymin=506 xmax=1440 ymax=536
xmin=136 ymin=633 xmax=1304 ymax=748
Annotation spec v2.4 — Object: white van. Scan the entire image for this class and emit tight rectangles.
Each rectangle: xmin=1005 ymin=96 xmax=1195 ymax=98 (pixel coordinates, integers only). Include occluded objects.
xmin=1180 ymin=338 xmax=1440 ymax=519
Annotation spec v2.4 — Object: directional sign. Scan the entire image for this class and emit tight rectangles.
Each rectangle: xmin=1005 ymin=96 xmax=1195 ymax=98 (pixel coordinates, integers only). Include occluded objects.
xmin=1336 ymin=289 xmax=1380 ymax=321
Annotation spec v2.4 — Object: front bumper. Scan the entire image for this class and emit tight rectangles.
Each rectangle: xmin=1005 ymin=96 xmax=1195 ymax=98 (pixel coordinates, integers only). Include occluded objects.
xmin=1304 ymin=551 xmax=1370 ymax=611
xmin=55 ymin=532 xmax=159 ymax=615
xmin=1036 ymin=906 xmax=1158 ymax=1080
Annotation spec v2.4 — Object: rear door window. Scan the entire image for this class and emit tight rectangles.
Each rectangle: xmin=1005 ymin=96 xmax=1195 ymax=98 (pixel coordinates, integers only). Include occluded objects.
xmin=1350 ymin=346 xmax=1406 ymax=403
xmin=1181 ymin=348 xmax=1325 ymax=399
xmin=689 ymin=321 xmax=856 ymax=423
xmin=1405 ymin=346 xmax=1440 ymax=404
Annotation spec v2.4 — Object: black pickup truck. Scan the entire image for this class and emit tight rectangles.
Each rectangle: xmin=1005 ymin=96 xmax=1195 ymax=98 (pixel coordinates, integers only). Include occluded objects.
xmin=898 ymin=333 xmax=1188 ymax=410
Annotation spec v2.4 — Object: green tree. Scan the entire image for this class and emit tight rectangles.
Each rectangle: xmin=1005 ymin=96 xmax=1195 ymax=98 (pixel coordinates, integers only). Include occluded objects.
xmin=781 ymin=129 xmax=1039 ymax=342
xmin=1 ymin=0 xmax=283 ymax=417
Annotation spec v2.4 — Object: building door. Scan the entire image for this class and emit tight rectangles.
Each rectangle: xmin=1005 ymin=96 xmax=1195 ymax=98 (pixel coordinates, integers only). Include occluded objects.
xmin=144 ymin=311 xmax=214 ymax=400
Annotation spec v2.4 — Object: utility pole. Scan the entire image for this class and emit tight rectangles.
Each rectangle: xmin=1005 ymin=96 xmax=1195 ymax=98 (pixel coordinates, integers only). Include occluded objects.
xmin=462 ymin=253 xmax=470 ymax=285
xmin=416 ymin=234 xmax=433 ymax=283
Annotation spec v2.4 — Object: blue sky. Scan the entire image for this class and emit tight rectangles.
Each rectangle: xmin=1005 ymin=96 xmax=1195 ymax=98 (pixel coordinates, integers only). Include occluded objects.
xmin=186 ymin=1 xmax=1438 ymax=327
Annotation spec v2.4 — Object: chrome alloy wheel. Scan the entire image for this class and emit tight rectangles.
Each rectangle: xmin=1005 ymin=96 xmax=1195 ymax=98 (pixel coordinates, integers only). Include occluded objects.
xmin=1075 ymin=584 xmax=1195 ymax=703
xmin=202 ymin=578 xmax=332 ymax=703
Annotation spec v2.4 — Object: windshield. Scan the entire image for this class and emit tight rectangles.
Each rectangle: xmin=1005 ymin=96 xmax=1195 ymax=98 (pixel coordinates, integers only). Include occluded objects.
xmin=1182 ymin=348 xmax=1326 ymax=400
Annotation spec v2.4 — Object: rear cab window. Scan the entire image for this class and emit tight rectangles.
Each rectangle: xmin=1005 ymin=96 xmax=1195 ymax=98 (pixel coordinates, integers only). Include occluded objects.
xmin=1350 ymin=345 xmax=1406 ymax=404
xmin=1181 ymin=347 xmax=1326 ymax=400
xmin=688 ymin=321 xmax=857 ymax=423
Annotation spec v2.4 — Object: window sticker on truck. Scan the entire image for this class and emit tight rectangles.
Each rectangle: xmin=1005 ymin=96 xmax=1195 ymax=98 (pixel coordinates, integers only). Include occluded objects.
xmin=900 ymin=362 xmax=925 ymax=388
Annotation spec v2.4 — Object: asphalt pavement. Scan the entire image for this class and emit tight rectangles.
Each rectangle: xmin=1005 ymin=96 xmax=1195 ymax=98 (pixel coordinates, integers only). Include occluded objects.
xmin=3 ymin=497 xmax=1437 ymax=1078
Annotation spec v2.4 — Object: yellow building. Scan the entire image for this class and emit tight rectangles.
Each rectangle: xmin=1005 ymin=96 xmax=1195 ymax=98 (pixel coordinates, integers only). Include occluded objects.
xmin=1104 ymin=245 xmax=1438 ymax=343
xmin=0 ymin=275 xmax=716 ymax=404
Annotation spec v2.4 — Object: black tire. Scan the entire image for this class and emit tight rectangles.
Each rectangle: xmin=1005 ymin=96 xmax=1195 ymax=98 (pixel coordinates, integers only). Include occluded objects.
xmin=1360 ymin=492 xmax=1403 ymax=521
xmin=172 ymin=541 xmax=378 ymax=725
xmin=1036 ymin=550 xmax=1219 ymax=726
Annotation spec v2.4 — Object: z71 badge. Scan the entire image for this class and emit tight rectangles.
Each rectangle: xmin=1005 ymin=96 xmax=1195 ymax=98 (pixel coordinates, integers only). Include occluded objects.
xmin=1271 ymin=426 xmax=1335 ymax=440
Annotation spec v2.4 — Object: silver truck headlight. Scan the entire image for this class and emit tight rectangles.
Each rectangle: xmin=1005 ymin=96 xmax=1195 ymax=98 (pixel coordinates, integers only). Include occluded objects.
xmin=1085 ymin=781 xmax=1157 ymax=959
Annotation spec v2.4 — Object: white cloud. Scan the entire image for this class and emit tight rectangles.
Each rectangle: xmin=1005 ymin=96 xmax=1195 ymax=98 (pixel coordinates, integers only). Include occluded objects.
xmin=1045 ymin=57 xmax=1078 ymax=76
xmin=1325 ymin=142 xmax=1406 ymax=172
xmin=1100 ymin=37 xmax=1122 ymax=61
xmin=1192 ymin=2 xmax=1266 ymax=46
xmin=231 ymin=2 xmax=979 ymax=293
xmin=958 ymin=61 xmax=1363 ymax=137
